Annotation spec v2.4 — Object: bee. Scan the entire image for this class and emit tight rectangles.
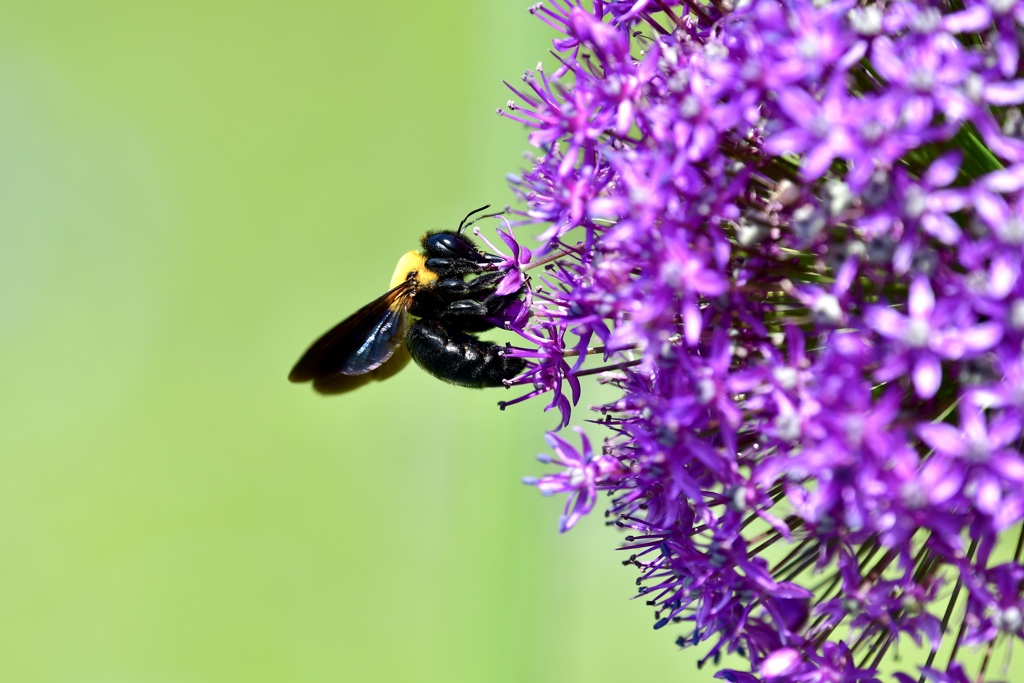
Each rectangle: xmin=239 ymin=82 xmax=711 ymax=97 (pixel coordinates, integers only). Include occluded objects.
xmin=288 ymin=206 xmax=526 ymax=394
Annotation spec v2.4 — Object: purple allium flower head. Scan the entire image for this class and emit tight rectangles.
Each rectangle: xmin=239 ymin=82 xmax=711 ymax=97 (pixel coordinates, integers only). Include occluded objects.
xmin=490 ymin=0 xmax=1024 ymax=680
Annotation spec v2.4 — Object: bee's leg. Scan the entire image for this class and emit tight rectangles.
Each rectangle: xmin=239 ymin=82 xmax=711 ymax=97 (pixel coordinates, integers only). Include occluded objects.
xmin=463 ymin=270 xmax=505 ymax=291
xmin=428 ymin=272 xmax=504 ymax=299
xmin=429 ymin=277 xmax=482 ymax=298
xmin=431 ymin=299 xmax=494 ymax=336
xmin=422 ymin=255 xmax=499 ymax=276
xmin=435 ymin=293 xmax=522 ymax=334
xmin=443 ymin=300 xmax=491 ymax=317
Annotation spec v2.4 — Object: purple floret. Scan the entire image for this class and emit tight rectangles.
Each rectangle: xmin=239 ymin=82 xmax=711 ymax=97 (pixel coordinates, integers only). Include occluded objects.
xmin=491 ymin=1 xmax=1024 ymax=680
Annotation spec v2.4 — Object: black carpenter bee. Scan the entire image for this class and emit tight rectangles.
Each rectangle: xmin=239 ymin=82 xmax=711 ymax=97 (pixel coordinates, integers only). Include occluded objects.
xmin=288 ymin=206 xmax=526 ymax=394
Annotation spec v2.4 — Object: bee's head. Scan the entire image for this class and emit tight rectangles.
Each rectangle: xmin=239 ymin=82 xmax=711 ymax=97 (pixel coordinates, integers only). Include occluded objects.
xmin=422 ymin=231 xmax=485 ymax=260
xmin=421 ymin=230 xmax=503 ymax=270
xmin=417 ymin=205 xmax=505 ymax=278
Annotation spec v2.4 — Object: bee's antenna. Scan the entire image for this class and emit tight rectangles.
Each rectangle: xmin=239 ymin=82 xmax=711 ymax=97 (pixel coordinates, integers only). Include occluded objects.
xmin=458 ymin=204 xmax=493 ymax=234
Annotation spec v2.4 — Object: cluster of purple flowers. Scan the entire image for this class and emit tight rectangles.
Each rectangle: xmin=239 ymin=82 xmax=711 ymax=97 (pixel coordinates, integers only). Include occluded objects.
xmin=486 ymin=0 xmax=1024 ymax=681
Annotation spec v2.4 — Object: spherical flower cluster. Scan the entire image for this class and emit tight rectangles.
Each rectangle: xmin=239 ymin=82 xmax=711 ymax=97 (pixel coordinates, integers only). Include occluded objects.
xmin=490 ymin=0 xmax=1024 ymax=681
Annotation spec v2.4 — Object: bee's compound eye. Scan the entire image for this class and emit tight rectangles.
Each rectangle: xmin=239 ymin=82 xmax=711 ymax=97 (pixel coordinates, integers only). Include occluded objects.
xmin=423 ymin=232 xmax=481 ymax=260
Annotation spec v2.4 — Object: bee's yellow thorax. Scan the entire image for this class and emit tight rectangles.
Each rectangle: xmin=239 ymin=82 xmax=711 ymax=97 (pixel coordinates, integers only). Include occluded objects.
xmin=389 ymin=251 xmax=439 ymax=289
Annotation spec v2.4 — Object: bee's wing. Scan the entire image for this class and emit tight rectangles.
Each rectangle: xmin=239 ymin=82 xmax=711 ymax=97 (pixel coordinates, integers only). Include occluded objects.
xmin=289 ymin=282 xmax=414 ymax=393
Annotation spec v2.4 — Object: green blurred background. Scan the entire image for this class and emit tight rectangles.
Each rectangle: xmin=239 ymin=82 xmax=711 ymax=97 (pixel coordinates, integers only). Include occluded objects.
xmin=0 ymin=2 xmax=705 ymax=681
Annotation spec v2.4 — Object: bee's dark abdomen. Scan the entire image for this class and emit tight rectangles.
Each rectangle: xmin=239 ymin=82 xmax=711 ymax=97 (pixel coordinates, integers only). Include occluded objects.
xmin=406 ymin=319 xmax=524 ymax=388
